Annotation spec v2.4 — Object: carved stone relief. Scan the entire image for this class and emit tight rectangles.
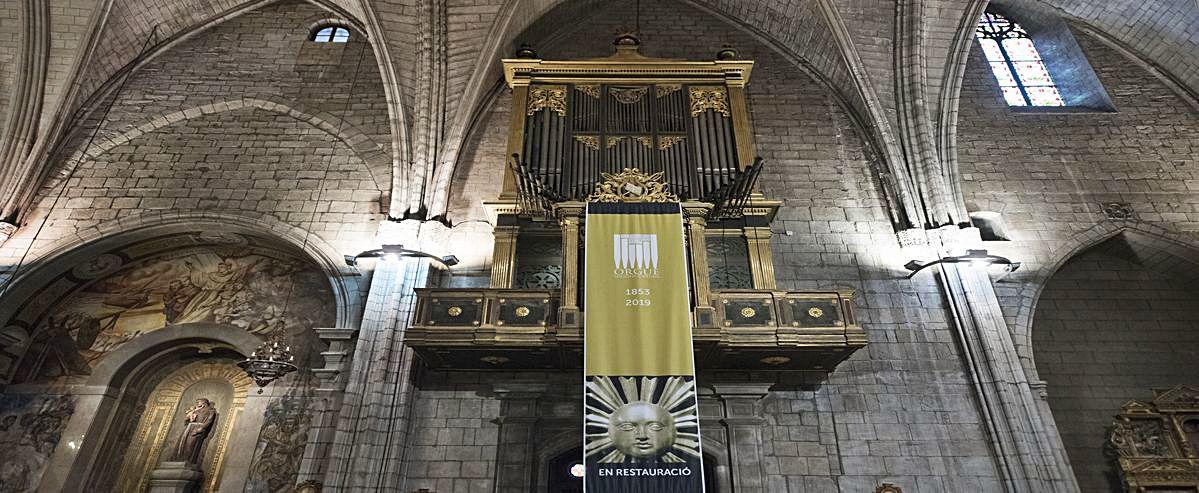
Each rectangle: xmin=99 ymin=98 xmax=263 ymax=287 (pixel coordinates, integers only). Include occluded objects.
xmin=0 ymin=395 xmax=75 ymax=493
xmin=244 ymin=381 xmax=314 ymax=493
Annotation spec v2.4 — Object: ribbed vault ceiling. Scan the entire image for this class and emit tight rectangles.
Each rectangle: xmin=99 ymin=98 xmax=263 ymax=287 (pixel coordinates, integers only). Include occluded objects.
xmin=15 ymin=0 xmax=1199 ymax=222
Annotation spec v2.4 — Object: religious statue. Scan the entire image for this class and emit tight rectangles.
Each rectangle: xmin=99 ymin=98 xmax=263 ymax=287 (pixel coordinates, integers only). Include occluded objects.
xmin=174 ymin=398 xmax=217 ymax=465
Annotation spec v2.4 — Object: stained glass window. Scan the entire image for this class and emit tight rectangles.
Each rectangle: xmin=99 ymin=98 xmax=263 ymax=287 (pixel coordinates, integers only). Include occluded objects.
xmin=311 ymin=26 xmax=350 ymax=43
xmin=975 ymin=12 xmax=1063 ymax=107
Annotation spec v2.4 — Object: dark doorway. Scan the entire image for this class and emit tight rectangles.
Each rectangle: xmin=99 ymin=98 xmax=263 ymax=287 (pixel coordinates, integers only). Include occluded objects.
xmin=547 ymin=447 xmax=584 ymax=493
xmin=545 ymin=447 xmax=722 ymax=492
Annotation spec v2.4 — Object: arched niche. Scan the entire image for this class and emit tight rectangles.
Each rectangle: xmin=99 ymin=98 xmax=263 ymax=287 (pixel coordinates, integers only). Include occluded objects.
xmin=1031 ymin=231 xmax=1199 ymax=491
xmin=109 ymin=359 xmax=253 ymax=492
xmin=26 ymin=324 xmax=271 ymax=492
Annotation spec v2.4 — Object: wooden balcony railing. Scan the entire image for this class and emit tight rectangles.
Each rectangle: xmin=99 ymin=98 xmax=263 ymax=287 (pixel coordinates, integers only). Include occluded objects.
xmin=406 ymin=288 xmax=865 ymax=371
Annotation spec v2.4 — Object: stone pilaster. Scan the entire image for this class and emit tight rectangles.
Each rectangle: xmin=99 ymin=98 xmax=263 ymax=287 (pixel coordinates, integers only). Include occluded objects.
xmin=929 ymin=227 xmax=1079 ymax=493
xmin=712 ymin=383 xmax=771 ymax=493
xmin=321 ymin=255 xmax=430 ymax=491
xmin=491 ymin=383 xmax=546 ymax=493
xmin=296 ymin=327 xmax=357 ymax=484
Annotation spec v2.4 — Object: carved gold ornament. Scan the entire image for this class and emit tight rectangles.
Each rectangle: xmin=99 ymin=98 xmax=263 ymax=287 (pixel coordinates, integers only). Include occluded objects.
xmin=874 ymin=484 xmax=903 ymax=493
xmin=1108 ymin=385 xmax=1199 ymax=491
xmin=610 ymin=86 xmax=648 ymax=104
xmin=575 ymin=135 xmax=600 ymax=150
xmin=658 ymin=135 xmax=685 ymax=150
xmin=576 ymin=84 xmax=600 ymax=98
xmin=447 ymin=306 xmax=463 ymax=317
xmin=807 ymin=307 xmax=824 ymax=318
xmin=760 ymin=356 xmax=791 ymax=365
xmin=514 ymin=306 xmax=531 ymax=318
xmin=689 ymin=86 xmax=730 ymax=117
xmin=606 ymin=136 xmax=625 ymax=148
xmin=527 ymin=85 xmax=567 ymax=116
xmin=740 ymin=307 xmax=757 ymax=318
xmin=656 ymin=84 xmax=682 ymax=98
xmin=635 ymin=136 xmax=654 ymax=148
xmin=587 ymin=168 xmax=680 ymax=203
xmin=480 ymin=355 xmax=510 ymax=365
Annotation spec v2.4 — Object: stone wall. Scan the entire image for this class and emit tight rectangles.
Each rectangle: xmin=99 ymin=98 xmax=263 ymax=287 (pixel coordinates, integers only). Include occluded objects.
xmin=1032 ymin=245 xmax=1199 ymax=492
xmin=400 ymin=371 xmax=501 ymax=493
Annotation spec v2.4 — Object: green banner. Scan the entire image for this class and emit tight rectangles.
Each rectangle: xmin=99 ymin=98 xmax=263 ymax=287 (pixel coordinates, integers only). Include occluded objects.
xmin=583 ymin=202 xmax=704 ymax=492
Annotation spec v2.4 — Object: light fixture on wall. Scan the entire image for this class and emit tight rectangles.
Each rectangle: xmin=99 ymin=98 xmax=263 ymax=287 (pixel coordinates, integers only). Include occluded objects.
xmin=904 ymin=249 xmax=1020 ymax=279
xmin=343 ymin=244 xmax=459 ymax=267
xmin=238 ymin=325 xmax=298 ymax=393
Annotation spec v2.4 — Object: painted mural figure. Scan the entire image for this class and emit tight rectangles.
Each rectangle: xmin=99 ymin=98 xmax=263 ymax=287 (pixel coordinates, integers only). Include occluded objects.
xmin=174 ymin=398 xmax=218 ymax=465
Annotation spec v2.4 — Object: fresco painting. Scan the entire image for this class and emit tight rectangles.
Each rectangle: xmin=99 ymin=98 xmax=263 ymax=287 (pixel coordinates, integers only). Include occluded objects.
xmin=34 ymin=249 xmax=333 ymax=379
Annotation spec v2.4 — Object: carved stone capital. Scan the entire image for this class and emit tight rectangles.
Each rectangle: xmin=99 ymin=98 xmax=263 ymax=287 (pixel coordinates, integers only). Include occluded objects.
xmin=0 ymin=221 xmax=15 ymax=245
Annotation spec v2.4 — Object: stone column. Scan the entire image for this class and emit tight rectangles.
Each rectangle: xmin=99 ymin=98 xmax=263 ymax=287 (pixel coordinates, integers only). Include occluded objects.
xmin=929 ymin=228 xmax=1079 ymax=493
xmin=712 ymin=383 xmax=771 ymax=493
xmin=684 ymin=203 xmax=717 ymax=329
xmin=743 ymin=227 xmax=776 ymax=290
xmin=490 ymin=225 xmax=519 ymax=288
xmin=555 ymin=202 xmax=583 ymax=329
xmin=321 ymin=253 xmax=430 ymax=491
xmin=491 ymin=383 xmax=545 ymax=493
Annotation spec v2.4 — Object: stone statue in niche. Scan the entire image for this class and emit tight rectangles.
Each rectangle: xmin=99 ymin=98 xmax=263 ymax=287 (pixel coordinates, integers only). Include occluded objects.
xmin=174 ymin=398 xmax=218 ymax=465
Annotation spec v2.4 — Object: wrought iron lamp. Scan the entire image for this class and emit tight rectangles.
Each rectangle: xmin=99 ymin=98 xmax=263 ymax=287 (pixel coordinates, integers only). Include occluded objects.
xmin=904 ymin=249 xmax=1020 ymax=279
xmin=238 ymin=325 xmax=298 ymax=393
xmin=343 ymin=244 xmax=459 ymax=267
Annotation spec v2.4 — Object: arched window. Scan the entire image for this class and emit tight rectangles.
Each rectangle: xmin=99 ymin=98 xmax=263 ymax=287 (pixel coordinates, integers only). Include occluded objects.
xmin=975 ymin=12 xmax=1063 ymax=107
xmin=311 ymin=25 xmax=350 ymax=43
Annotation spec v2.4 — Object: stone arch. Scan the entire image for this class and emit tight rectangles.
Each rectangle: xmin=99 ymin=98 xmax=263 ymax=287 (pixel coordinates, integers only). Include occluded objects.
xmin=1025 ymin=221 xmax=1199 ymax=491
xmin=1011 ymin=220 xmax=1199 ymax=380
xmin=32 ymin=322 xmax=271 ymax=492
xmin=0 ymin=210 xmax=360 ymax=382
xmin=46 ymin=96 xmax=390 ymax=201
xmin=85 ymin=322 xmax=260 ymax=387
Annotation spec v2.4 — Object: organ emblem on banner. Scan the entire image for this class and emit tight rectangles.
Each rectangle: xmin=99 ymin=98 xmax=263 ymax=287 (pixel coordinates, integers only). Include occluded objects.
xmin=612 ymin=234 xmax=660 ymax=278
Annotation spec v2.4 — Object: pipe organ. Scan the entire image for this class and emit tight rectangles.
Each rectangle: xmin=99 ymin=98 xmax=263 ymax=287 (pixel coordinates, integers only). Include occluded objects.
xmin=408 ymin=36 xmax=867 ymax=373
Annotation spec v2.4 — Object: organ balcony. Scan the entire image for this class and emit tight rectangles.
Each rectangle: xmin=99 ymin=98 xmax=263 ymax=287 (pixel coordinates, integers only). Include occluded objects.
xmin=405 ymin=36 xmax=868 ymax=374
xmin=406 ymin=288 xmax=865 ymax=371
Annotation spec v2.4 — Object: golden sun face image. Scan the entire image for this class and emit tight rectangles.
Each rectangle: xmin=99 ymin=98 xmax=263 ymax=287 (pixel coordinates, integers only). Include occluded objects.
xmin=585 ymin=376 xmax=701 ymax=463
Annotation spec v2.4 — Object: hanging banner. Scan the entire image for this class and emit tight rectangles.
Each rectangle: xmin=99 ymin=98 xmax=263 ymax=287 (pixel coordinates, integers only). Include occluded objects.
xmin=583 ymin=202 xmax=704 ymax=492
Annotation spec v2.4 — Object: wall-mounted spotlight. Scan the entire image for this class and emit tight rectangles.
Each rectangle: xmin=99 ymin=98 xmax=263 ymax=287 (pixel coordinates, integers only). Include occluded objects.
xmin=904 ymin=249 xmax=1019 ymax=279
xmin=344 ymin=244 xmax=459 ymax=267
